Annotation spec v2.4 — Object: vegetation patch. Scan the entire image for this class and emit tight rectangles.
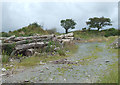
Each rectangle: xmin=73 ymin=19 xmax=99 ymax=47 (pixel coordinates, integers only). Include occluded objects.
xmin=97 ymin=61 xmax=118 ymax=83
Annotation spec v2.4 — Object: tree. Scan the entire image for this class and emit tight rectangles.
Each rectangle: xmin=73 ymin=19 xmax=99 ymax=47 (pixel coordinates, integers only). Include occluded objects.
xmin=86 ymin=17 xmax=112 ymax=31
xmin=60 ymin=19 xmax=76 ymax=34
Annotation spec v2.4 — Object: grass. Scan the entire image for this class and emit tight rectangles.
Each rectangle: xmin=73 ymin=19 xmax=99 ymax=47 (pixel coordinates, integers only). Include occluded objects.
xmin=97 ymin=61 xmax=118 ymax=83
xmin=2 ymin=55 xmax=10 ymax=63
xmin=73 ymin=29 xmax=119 ymax=40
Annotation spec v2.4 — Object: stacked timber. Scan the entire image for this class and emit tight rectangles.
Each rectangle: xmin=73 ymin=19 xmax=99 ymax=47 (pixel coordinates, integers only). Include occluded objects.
xmin=1 ymin=33 xmax=74 ymax=56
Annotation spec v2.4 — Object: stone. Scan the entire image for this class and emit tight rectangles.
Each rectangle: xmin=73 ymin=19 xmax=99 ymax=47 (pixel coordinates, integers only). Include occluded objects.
xmin=49 ymin=78 xmax=53 ymax=81
xmin=45 ymin=67 xmax=49 ymax=70
xmin=64 ymin=78 xmax=66 ymax=81
xmin=10 ymin=65 xmax=13 ymax=67
xmin=105 ymin=60 xmax=110 ymax=63
xmin=40 ymin=70 xmax=44 ymax=73
xmin=24 ymin=80 xmax=30 ymax=83
xmin=2 ymin=68 xmax=6 ymax=72
xmin=39 ymin=61 xmax=45 ymax=65
xmin=54 ymin=47 xmax=60 ymax=51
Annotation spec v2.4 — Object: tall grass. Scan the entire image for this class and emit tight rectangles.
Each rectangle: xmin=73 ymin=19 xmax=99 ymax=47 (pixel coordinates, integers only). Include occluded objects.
xmin=97 ymin=61 xmax=118 ymax=83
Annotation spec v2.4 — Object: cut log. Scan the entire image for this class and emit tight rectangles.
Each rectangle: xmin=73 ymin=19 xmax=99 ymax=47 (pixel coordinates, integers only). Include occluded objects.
xmin=61 ymin=39 xmax=71 ymax=43
xmin=13 ymin=34 xmax=55 ymax=41
xmin=64 ymin=33 xmax=74 ymax=37
xmin=0 ymin=37 xmax=7 ymax=40
xmin=64 ymin=37 xmax=74 ymax=40
xmin=15 ymin=42 xmax=47 ymax=50
xmin=4 ymin=35 xmax=16 ymax=43
xmin=10 ymin=42 xmax=49 ymax=56
xmin=0 ymin=37 xmax=51 ymax=48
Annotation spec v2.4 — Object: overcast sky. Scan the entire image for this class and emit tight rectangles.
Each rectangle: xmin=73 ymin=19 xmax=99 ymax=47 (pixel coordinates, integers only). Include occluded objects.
xmin=2 ymin=2 xmax=118 ymax=33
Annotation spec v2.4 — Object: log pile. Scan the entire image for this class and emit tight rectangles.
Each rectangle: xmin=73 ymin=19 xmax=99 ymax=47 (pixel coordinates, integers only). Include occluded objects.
xmin=1 ymin=33 xmax=74 ymax=56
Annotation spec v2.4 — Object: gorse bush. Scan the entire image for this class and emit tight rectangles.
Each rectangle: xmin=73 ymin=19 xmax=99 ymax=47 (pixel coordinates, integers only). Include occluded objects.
xmin=7 ymin=22 xmax=48 ymax=37
xmin=57 ymin=50 xmax=66 ymax=56
xmin=0 ymin=32 xmax=11 ymax=37
xmin=104 ymin=29 xmax=118 ymax=37
xmin=2 ymin=44 xmax=16 ymax=55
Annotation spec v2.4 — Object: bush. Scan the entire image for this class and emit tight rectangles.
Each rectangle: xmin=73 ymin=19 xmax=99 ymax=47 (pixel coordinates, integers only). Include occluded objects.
xmin=104 ymin=29 xmax=118 ymax=37
xmin=1 ymin=32 xmax=11 ymax=37
xmin=2 ymin=44 xmax=16 ymax=55
xmin=82 ymin=27 xmax=86 ymax=31
xmin=57 ymin=50 xmax=66 ymax=56
xmin=108 ymin=28 xmax=116 ymax=31
xmin=2 ymin=55 xmax=10 ymax=63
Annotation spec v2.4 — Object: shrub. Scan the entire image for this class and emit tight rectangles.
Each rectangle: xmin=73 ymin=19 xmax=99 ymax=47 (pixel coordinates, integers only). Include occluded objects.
xmin=1 ymin=32 xmax=11 ymax=37
xmin=82 ymin=27 xmax=87 ymax=31
xmin=57 ymin=50 xmax=66 ymax=56
xmin=108 ymin=28 xmax=116 ymax=31
xmin=104 ymin=29 xmax=118 ymax=37
xmin=2 ymin=44 xmax=16 ymax=55
xmin=2 ymin=55 xmax=10 ymax=63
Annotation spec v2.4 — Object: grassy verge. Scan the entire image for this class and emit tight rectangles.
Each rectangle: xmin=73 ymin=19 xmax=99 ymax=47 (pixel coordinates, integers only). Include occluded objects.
xmin=97 ymin=60 xmax=118 ymax=83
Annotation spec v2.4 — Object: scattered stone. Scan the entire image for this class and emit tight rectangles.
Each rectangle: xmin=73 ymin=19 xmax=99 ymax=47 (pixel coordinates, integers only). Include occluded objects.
xmin=10 ymin=59 xmax=14 ymax=62
xmin=10 ymin=65 xmax=13 ymax=67
xmin=87 ymin=75 xmax=90 ymax=77
xmin=24 ymin=79 xmax=30 ymax=83
xmin=64 ymin=78 xmax=66 ymax=81
xmin=45 ymin=67 xmax=49 ymax=70
xmin=52 ymin=58 xmax=78 ymax=64
xmin=39 ymin=61 xmax=45 ymax=65
xmin=54 ymin=47 xmax=60 ymax=51
xmin=6 ymin=64 xmax=8 ymax=66
xmin=50 ymin=78 xmax=53 ymax=81
xmin=40 ymin=70 xmax=44 ymax=73
xmin=2 ymin=68 xmax=6 ymax=72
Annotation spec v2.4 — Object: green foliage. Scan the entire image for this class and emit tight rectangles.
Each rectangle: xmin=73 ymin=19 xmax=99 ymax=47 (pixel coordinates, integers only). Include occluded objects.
xmin=2 ymin=44 xmax=16 ymax=55
xmin=0 ymin=32 xmax=11 ymax=37
xmin=74 ymin=28 xmax=119 ymax=39
xmin=29 ymin=22 xmax=42 ymax=28
xmin=2 ymin=55 xmax=10 ymax=63
xmin=82 ymin=27 xmax=87 ymax=31
xmin=104 ymin=29 xmax=118 ymax=37
xmin=46 ymin=41 xmax=55 ymax=52
xmin=61 ymin=19 xmax=76 ymax=34
xmin=17 ymin=54 xmax=23 ymax=58
xmin=86 ymin=16 xmax=112 ymax=31
xmin=98 ymin=61 xmax=118 ymax=83
xmin=57 ymin=50 xmax=66 ymax=56
xmin=8 ymin=22 xmax=48 ymax=37
xmin=107 ymin=28 xmax=116 ymax=31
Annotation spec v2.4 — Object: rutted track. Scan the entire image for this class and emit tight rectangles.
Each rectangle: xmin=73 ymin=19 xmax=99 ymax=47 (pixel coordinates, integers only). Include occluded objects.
xmin=2 ymin=42 xmax=118 ymax=83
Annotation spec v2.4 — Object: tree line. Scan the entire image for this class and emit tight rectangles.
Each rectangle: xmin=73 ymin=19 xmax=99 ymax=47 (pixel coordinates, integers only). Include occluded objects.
xmin=61 ymin=16 xmax=112 ymax=34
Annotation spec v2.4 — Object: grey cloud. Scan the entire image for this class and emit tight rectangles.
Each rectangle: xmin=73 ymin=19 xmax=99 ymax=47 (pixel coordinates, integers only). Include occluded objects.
xmin=2 ymin=2 xmax=118 ymax=33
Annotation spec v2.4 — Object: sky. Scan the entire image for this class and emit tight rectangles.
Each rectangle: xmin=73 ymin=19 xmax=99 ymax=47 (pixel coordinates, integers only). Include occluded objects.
xmin=2 ymin=2 xmax=118 ymax=33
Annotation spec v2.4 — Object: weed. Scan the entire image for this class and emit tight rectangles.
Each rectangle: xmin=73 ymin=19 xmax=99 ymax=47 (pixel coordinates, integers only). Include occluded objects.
xmin=2 ymin=55 xmax=10 ymax=63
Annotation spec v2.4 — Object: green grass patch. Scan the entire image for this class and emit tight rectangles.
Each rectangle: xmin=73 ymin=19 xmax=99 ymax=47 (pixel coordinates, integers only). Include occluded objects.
xmin=97 ymin=61 xmax=118 ymax=83
xmin=2 ymin=55 xmax=10 ymax=63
